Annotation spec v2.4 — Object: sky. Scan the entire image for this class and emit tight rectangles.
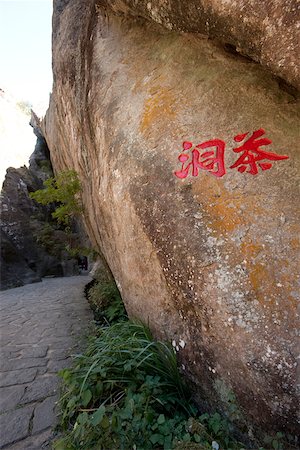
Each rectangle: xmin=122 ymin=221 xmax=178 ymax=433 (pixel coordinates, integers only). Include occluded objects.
xmin=0 ymin=0 xmax=53 ymax=112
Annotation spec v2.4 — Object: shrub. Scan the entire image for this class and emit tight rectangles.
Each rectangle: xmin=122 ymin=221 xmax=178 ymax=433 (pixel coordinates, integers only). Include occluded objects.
xmin=33 ymin=223 xmax=65 ymax=257
xmin=87 ymin=278 xmax=127 ymax=324
xmin=29 ymin=170 xmax=82 ymax=225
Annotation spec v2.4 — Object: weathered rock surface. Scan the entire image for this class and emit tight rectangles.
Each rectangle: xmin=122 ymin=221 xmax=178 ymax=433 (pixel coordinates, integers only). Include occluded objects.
xmin=44 ymin=0 xmax=300 ymax=438
xmin=0 ymin=166 xmax=53 ymax=290
xmin=106 ymin=0 xmax=300 ymax=90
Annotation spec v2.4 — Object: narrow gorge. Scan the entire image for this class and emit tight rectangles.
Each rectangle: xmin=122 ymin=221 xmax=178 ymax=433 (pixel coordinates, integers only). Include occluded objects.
xmin=4 ymin=0 xmax=299 ymax=444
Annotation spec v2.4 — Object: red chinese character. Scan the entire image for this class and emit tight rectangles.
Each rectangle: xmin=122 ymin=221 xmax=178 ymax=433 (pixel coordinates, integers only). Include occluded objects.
xmin=175 ymin=139 xmax=226 ymax=179
xmin=230 ymin=128 xmax=289 ymax=175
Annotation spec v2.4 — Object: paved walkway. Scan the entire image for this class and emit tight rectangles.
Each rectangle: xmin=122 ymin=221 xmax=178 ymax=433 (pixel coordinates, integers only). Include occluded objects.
xmin=0 ymin=276 xmax=93 ymax=449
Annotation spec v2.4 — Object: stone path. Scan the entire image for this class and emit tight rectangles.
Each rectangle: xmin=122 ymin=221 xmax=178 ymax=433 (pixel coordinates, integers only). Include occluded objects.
xmin=0 ymin=276 xmax=93 ymax=449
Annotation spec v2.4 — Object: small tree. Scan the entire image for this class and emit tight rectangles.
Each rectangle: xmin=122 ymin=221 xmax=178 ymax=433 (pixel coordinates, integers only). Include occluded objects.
xmin=30 ymin=170 xmax=83 ymax=225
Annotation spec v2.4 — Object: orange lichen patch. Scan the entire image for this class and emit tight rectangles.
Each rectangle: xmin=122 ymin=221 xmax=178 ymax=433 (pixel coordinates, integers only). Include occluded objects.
xmin=290 ymin=237 xmax=300 ymax=250
xmin=247 ymin=261 xmax=281 ymax=307
xmin=274 ymin=261 xmax=298 ymax=310
xmin=240 ymin=242 xmax=264 ymax=260
xmin=192 ymin=178 xmax=298 ymax=312
xmin=140 ymin=87 xmax=177 ymax=134
xmin=248 ymin=262 xmax=268 ymax=293
xmin=192 ymin=179 xmax=242 ymax=234
xmin=245 ymin=257 xmax=298 ymax=310
xmin=207 ymin=199 xmax=243 ymax=234
xmin=192 ymin=178 xmax=266 ymax=236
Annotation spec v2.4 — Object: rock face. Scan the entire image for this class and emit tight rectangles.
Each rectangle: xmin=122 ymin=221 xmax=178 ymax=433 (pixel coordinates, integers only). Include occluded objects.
xmin=0 ymin=124 xmax=79 ymax=291
xmin=44 ymin=0 xmax=300 ymax=437
xmin=106 ymin=0 xmax=300 ymax=91
xmin=1 ymin=167 xmax=44 ymax=290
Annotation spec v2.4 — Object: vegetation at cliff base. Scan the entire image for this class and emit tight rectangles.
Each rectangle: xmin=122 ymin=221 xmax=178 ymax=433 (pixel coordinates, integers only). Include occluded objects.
xmin=54 ymin=276 xmax=291 ymax=450
xmin=55 ymin=322 xmax=242 ymax=449
xmin=87 ymin=276 xmax=127 ymax=324
xmin=54 ymin=278 xmax=245 ymax=450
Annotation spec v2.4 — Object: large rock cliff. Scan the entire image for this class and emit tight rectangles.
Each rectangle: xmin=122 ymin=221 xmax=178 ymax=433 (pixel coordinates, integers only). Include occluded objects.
xmin=44 ymin=0 xmax=300 ymax=437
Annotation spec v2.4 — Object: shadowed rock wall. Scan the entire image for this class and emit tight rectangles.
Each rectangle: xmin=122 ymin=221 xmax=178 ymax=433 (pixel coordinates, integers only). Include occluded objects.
xmin=44 ymin=0 xmax=300 ymax=437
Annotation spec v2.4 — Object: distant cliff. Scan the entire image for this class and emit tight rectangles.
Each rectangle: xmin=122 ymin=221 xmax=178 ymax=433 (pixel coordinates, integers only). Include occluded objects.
xmin=0 ymin=115 xmax=80 ymax=290
xmin=43 ymin=0 xmax=300 ymax=438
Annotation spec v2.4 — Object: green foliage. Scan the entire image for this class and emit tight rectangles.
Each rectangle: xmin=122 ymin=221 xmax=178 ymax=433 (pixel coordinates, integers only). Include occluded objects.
xmin=29 ymin=170 xmax=82 ymax=225
xmin=37 ymin=159 xmax=53 ymax=176
xmin=33 ymin=223 xmax=87 ymax=260
xmin=55 ymin=322 xmax=186 ymax=450
xmin=33 ymin=223 xmax=64 ymax=257
xmin=263 ymin=432 xmax=285 ymax=450
xmin=55 ymin=316 xmax=243 ymax=450
xmin=87 ymin=279 xmax=127 ymax=324
xmin=65 ymin=245 xmax=95 ymax=259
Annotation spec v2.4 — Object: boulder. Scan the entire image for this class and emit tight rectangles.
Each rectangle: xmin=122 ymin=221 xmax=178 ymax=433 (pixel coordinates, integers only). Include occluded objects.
xmin=43 ymin=0 xmax=300 ymax=437
xmin=0 ymin=228 xmax=40 ymax=289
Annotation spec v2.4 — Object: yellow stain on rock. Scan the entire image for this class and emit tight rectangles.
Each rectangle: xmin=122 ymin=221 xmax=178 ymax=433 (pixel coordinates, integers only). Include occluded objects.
xmin=240 ymin=243 xmax=297 ymax=309
xmin=240 ymin=242 xmax=263 ymax=260
xmin=192 ymin=177 xmax=243 ymax=234
xmin=240 ymin=243 xmax=274 ymax=304
xmin=248 ymin=262 xmax=268 ymax=293
xmin=290 ymin=237 xmax=300 ymax=250
xmin=140 ymin=87 xmax=177 ymax=134
xmin=192 ymin=176 xmax=266 ymax=236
